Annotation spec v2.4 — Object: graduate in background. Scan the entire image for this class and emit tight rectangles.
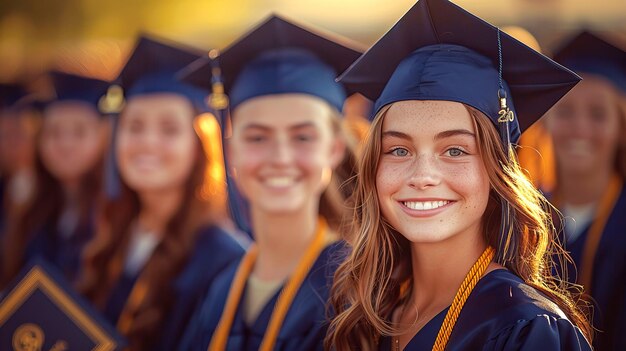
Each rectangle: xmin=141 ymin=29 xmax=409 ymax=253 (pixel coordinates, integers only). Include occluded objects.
xmin=0 ymin=83 xmax=38 ymax=242
xmin=178 ymin=15 xmax=361 ymax=351
xmin=0 ymin=72 xmax=108 ymax=289
xmin=326 ymin=0 xmax=592 ymax=350
xmin=545 ymin=31 xmax=626 ymax=351
xmin=77 ymin=35 xmax=244 ymax=351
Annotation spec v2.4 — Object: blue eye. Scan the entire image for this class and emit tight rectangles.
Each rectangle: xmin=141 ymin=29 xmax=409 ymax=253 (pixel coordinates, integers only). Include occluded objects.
xmin=390 ymin=148 xmax=409 ymax=157
xmin=446 ymin=148 xmax=466 ymax=157
xmin=245 ymin=135 xmax=266 ymax=143
xmin=294 ymin=134 xmax=313 ymax=142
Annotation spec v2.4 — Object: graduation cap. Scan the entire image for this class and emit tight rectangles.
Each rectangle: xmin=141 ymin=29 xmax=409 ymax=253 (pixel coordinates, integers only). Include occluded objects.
xmin=553 ymin=30 xmax=626 ymax=93
xmin=0 ymin=83 xmax=29 ymax=110
xmin=337 ymin=0 xmax=581 ymax=144
xmin=45 ymin=71 xmax=110 ymax=113
xmin=106 ymin=34 xmax=209 ymax=114
xmin=0 ymin=259 xmax=126 ymax=350
xmin=179 ymin=14 xmax=364 ymax=112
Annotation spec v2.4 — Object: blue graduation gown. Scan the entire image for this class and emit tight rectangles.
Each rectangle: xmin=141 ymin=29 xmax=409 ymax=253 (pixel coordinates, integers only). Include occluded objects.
xmin=25 ymin=216 xmax=95 ymax=284
xmin=559 ymin=188 xmax=626 ymax=350
xmin=102 ymin=225 xmax=244 ymax=348
xmin=380 ymin=270 xmax=591 ymax=351
xmin=157 ymin=225 xmax=245 ymax=351
xmin=179 ymin=241 xmax=348 ymax=351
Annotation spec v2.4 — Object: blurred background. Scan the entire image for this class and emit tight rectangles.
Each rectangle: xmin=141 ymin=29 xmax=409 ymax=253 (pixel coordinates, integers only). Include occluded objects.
xmin=1 ymin=0 xmax=625 ymax=86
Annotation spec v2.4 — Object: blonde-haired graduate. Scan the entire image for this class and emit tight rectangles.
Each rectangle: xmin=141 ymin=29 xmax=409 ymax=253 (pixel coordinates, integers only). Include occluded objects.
xmin=177 ymin=15 xmax=362 ymax=351
xmin=326 ymin=0 xmax=592 ymax=350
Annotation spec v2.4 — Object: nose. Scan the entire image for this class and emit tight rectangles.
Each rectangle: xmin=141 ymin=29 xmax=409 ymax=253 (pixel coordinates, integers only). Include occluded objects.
xmin=135 ymin=128 xmax=160 ymax=149
xmin=407 ymin=153 xmax=441 ymax=189
xmin=269 ymin=135 xmax=294 ymax=166
xmin=566 ymin=111 xmax=593 ymax=139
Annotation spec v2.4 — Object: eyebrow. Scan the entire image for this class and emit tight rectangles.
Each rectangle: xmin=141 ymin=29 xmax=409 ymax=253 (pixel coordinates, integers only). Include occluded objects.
xmin=434 ymin=129 xmax=475 ymax=140
xmin=243 ymin=121 xmax=317 ymax=132
xmin=381 ymin=129 xmax=475 ymax=141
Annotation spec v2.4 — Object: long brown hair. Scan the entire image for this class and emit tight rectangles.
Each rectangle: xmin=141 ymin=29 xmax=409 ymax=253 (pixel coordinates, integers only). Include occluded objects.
xmin=0 ymin=126 xmax=103 ymax=288
xmin=78 ymin=111 xmax=227 ymax=351
xmin=325 ymin=104 xmax=592 ymax=350
xmin=319 ymin=110 xmax=359 ymax=238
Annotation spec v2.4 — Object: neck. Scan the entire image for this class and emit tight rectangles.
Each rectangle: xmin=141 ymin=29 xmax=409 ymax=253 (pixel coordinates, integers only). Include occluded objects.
xmin=137 ymin=188 xmax=184 ymax=237
xmin=410 ymin=235 xmax=487 ymax=312
xmin=62 ymin=179 xmax=82 ymax=205
xmin=250 ymin=202 xmax=320 ymax=282
xmin=558 ymin=168 xmax=613 ymax=205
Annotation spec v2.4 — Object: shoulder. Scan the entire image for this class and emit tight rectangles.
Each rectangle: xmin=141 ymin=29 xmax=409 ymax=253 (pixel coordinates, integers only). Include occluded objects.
xmin=468 ymin=269 xmax=565 ymax=320
xmin=194 ymin=225 xmax=246 ymax=253
xmin=449 ymin=270 xmax=591 ymax=350
xmin=173 ymin=225 xmax=245 ymax=293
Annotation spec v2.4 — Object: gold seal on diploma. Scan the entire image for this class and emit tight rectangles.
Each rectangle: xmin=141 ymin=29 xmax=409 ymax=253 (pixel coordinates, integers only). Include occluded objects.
xmin=12 ymin=323 xmax=44 ymax=351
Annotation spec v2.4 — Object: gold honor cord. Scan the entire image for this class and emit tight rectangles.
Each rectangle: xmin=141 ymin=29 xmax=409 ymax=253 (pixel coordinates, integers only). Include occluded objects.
xmin=579 ymin=174 xmax=622 ymax=292
xmin=209 ymin=218 xmax=330 ymax=351
xmin=432 ymin=246 xmax=495 ymax=351
xmin=116 ymin=273 xmax=150 ymax=335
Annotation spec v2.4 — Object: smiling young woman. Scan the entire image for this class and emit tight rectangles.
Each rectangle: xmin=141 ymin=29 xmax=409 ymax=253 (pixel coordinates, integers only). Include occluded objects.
xmin=545 ymin=31 xmax=626 ymax=350
xmin=1 ymin=72 xmax=109 ymax=288
xmin=177 ymin=15 xmax=362 ymax=351
xmin=77 ymin=36 xmax=244 ymax=351
xmin=325 ymin=0 xmax=592 ymax=350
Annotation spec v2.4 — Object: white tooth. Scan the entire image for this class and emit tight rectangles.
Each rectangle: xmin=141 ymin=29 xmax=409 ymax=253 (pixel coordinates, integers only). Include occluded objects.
xmin=266 ymin=177 xmax=294 ymax=187
xmin=404 ymin=200 xmax=449 ymax=210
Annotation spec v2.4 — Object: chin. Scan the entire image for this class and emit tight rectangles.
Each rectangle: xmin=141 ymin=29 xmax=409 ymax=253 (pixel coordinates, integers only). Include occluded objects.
xmin=257 ymin=201 xmax=306 ymax=215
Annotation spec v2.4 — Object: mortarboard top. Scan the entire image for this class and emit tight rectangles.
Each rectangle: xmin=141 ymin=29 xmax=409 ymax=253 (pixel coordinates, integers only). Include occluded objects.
xmin=0 ymin=259 xmax=126 ymax=350
xmin=112 ymin=34 xmax=209 ymax=113
xmin=337 ymin=0 xmax=581 ymax=143
xmin=45 ymin=71 xmax=110 ymax=112
xmin=553 ymin=30 xmax=626 ymax=93
xmin=179 ymin=14 xmax=364 ymax=112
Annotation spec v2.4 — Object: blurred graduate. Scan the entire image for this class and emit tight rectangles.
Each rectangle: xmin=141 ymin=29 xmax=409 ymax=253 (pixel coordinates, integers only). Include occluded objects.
xmin=0 ymin=84 xmax=38 ymax=243
xmin=1 ymin=72 xmax=108 ymax=288
xmin=326 ymin=0 xmax=592 ymax=350
xmin=545 ymin=31 xmax=626 ymax=350
xmin=178 ymin=15 xmax=361 ymax=351
xmin=76 ymin=35 xmax=244 ymax=350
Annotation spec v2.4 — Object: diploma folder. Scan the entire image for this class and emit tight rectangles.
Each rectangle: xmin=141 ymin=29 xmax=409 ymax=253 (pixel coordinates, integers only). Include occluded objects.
xmin=0 ymin=259 xmax=126 ymax=351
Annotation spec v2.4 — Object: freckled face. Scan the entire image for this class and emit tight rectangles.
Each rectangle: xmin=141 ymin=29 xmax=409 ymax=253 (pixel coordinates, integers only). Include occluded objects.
xmin=376 ymin=100 xmax=490 ymax=243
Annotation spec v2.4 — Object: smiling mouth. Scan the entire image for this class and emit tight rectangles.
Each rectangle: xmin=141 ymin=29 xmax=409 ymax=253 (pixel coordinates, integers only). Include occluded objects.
xmin=264 ymin=176 xmax=296 ymax=187
xmin=402 ymin=200 xmax=450 ymax=210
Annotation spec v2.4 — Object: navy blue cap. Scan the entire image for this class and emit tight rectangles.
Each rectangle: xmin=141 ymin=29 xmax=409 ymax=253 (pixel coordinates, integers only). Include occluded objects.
xmin=553 ymin=31 xmax=626 ymax=93
xmin=0 ymin=83 xmax=29 ymax=109
xmin=338 ymin=0 xmax=581 ymax=143
xmin=46 ymin=71 xmax=110 ymax=110
xmin=180 ymin=15 xmax=363 ymax=112
xmin=0 ymin=259 xmax=126 ymax=350
xmin=114 ymin=34 xmax=209 ymax=112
